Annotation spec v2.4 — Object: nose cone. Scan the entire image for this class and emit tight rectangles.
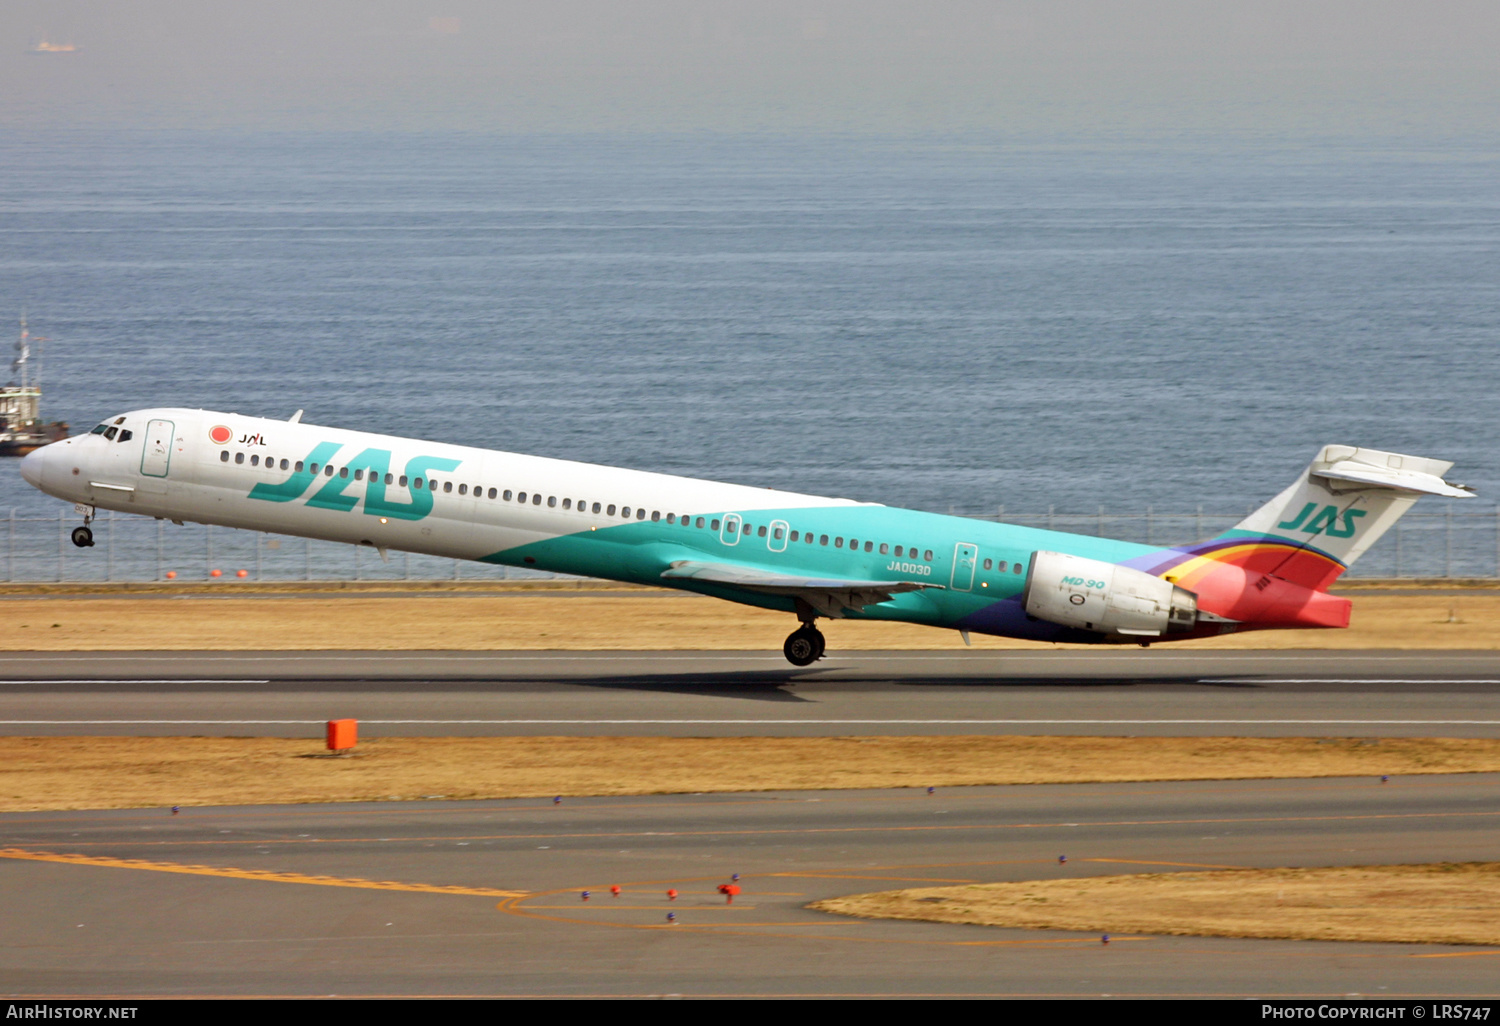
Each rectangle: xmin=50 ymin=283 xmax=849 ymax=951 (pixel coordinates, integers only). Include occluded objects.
xmin=19 ymin=445 xmax=46 ymax=489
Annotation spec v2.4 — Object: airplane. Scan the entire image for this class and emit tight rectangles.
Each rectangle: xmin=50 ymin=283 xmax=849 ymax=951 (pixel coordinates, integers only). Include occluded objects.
xmin=19 ymin=407 xmax=1475 ymax=664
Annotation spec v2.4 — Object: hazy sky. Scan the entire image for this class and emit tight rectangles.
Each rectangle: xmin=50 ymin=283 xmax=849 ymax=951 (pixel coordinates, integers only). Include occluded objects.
xmin=4 ymin=1 xmax=1498 ymax=136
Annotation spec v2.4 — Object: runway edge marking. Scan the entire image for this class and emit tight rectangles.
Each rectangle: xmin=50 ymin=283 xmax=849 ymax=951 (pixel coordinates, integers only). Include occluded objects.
xmin=0 ymin=847 xmax=526 ymax=898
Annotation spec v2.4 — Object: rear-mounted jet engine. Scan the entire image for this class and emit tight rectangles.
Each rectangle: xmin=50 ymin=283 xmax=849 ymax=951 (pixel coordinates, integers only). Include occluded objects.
xmin=1023 ymin=550 xmax=1200 ymax=638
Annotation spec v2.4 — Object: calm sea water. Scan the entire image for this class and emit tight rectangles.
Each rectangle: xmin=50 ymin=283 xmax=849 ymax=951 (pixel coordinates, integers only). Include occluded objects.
xmin=2 ymin=131 xmax=1497 ymax=530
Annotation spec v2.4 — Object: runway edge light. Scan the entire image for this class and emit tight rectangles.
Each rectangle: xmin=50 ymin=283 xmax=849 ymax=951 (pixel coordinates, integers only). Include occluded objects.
xmin=326 ymin=718 xmax=357 ymax=754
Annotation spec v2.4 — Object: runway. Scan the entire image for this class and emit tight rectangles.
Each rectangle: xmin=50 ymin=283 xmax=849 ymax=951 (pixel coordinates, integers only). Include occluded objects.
xmin=0 ymin=649 xmax=1497 ymax=736
xmin=4 ymin=774 xmax=1500 ymax=996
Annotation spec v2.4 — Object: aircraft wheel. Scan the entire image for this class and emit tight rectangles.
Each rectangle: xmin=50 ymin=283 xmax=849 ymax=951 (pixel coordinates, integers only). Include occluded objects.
xmin=71 ymin=526 xmax=94 ymax=548
xmin=783 ymin=626 xmax=825 ymax=667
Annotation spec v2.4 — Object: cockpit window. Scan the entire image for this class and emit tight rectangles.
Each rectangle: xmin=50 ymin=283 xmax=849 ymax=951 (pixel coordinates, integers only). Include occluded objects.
xmin=117 ymin=429 xmax=133 ymax=442
xmin=90 ymin=424 xmax=108 ymax=435
xmin=103 ymin=426 xmax=119 ymax=440
xmin=113 ymin=417 xmax=126 ymax=425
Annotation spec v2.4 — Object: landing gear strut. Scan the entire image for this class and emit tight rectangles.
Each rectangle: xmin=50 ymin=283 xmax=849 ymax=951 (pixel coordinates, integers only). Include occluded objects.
xmin=71 ymin=526 xmax=94 ymax=548
xmin=783 ymin=625 xmax=825 ymax=667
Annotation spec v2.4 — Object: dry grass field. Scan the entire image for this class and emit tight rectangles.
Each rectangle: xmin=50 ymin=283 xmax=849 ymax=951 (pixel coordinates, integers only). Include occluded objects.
xmin=3 ymin=735 xmax=1498 ymax=812
xmin=1 ymin=587 xmax=1498 ymax=650
xmin=813 ymin=863 xmax=1500 ymax=946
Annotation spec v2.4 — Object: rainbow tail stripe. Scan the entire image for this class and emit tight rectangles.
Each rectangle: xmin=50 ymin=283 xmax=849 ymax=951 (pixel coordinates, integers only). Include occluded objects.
xmin=1125 ymin=533 xmax=1351 ymax=629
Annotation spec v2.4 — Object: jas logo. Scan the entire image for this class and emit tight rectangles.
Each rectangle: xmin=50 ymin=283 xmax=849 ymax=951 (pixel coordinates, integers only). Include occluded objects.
xmin=1276 ymin=502 xmax=1366 ymax=539
xmin=247 ymin=441 xmax=461 ymax=522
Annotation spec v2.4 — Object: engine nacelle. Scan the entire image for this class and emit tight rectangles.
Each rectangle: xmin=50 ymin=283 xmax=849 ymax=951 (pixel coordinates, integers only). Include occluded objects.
xmin=1023 ymin=550 xmax=1199 ymax=638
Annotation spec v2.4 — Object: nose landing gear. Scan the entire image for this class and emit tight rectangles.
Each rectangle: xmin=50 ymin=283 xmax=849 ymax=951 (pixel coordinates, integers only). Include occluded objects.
xmin=783 ymin=625 xmax=825 ymax=667
xmin=71 ymin=525 xmax=94 ymax=548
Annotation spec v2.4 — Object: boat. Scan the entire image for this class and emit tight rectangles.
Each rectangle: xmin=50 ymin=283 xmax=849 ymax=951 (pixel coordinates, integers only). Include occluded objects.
xmin=0 ymin=312 xmax=68 ymax=457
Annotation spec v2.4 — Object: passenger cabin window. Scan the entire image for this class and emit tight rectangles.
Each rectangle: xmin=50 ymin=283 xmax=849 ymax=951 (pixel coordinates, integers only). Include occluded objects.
xmin=983 ymin=558 xmax=993 ymax=570
xmin=1013 ymin=563 xmax=1023 ymax=574
xmin=443 ymin=482 xmax=452 ymax=493
xmin=996 ymin=561 xmax=1008 ymax=572
xmin=517 ymin=492 xmax=527 ymax=503
xmin=489 ymin=488 xmax=497 ymax=499
xmin=413 ymin=478 xmax=423 ymax=489
xmin=820 ymin=535 xmax=829 ymax=546
xmin=562 ymin=498 xmax=571 ymax=510
xmin=637 ymin=508 xmax=646 ymax=520
xmin=834 ymin=537 xmax=843 ymax=548
xmin=250 ymin=455 xmax=259 ymax=466
xmin=296 ymin=461 xmax=305 ymax=472
xmin=924 ymin=550 xmax=934 ymax=561
xmin=220 ymin=451 xmax=230 ymax=462
xmin=354 ymin=470 xmax=363 ymax=481
xmin=880 ymin=543 xmax=889 ymax=555
xmin=235 ymin=452 xmax=245 ymax=464
xmin=325 ymin=465 xmax=335 ymax=477
xmin=532 ymin=493 xmax=541 ymax=505
xmin=457 ymin=484 xmax=467 ymax=495
xmin=695 ymin=517 xmax=705 ymax=528
xmin=666 ymin=513 xmax=675 ymax=524
xmin=280 ymin=459 xmax=289 ymax=470
xmin=652 ymin=511 xmax=660 ymax=522
xmin=711 ymin=519 xmax=720 ymax=531
xmin=503 ymin=490 xmax=512 ymax=500
xmin=622 ymin=506 xmax=631 ymax=518
xmin=864 ymin=541 xmax=873 ymax=552
xmin=593 ymin=502 xmax=602 ymax=514
xmin=790 ymin=530 xmax=799 ymax=542
xmin=548 ymin=496 xmax=556 ymax=507
xmin=339 ymin=467 xmax=349 ymax=479
xmin=774 ymin=527 xmax=784 ymax=540
xmin=399 ymin=475 xmax=408 ymax=487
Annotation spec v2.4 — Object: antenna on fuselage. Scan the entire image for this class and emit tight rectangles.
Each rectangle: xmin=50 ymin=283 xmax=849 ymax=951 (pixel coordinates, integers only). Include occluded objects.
xmin=288 ymin=409 xmax=303 ymax=423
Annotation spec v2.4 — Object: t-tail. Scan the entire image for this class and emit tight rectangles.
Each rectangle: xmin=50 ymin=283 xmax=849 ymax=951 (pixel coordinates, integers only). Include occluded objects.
xmin=1128 ymin=445 xmax=1475 ymax=631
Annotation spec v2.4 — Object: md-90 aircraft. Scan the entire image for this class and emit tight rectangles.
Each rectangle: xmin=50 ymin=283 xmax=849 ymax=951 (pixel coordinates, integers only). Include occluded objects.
xmin=20 ymin=408 xmax=1474 ymax=664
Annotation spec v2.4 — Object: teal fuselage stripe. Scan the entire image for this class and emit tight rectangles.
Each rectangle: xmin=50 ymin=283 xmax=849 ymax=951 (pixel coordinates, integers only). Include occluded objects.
xmin=479 ymin=506 xmax=1159 ymax=632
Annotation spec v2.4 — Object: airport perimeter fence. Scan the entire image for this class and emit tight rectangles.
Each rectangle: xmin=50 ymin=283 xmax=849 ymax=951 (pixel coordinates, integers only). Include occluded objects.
xmin=3 ymin=503 xmax=1499 ymax=585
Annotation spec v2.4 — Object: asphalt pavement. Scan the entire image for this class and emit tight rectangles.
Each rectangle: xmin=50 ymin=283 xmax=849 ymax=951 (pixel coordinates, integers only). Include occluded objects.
xmin=0 ymin=649 xmax=1496 ymax=736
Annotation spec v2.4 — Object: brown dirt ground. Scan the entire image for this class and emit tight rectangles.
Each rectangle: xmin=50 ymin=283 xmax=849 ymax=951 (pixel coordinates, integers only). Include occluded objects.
xmin=3 ymin=735 xmax=1498 ymax=812
xmin=2 ymin=591 xmax=1499 ymax=650
xmin=812 ymin=863 xmax=1500 ymax=946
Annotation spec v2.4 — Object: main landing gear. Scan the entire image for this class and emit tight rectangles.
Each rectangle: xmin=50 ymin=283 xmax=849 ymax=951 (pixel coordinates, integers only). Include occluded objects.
xmin=783 ymin=624 xmax=826 ymax=667
xmin=71 ymin=525 xmax=94 ymax=548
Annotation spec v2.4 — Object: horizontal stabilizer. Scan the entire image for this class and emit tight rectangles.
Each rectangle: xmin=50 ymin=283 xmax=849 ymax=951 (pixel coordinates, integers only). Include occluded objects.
xmin=1316 ymin=459 xmax=1475 ymax=498
xmin=661 ymin=559 xmax=942 ymax=618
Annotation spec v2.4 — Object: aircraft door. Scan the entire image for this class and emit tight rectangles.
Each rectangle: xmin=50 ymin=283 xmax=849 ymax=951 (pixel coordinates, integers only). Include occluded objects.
xmin=720 ymin=513 xmax=742 ymax=546
xmin=951 ymin=542 xmax=978 ymax=592
xmin=140 ymin=419 xmax=175 ymax=478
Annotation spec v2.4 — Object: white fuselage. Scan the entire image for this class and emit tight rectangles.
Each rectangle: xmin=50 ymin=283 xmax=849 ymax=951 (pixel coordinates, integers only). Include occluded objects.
xmin=21 ymin=407 xmax=864 ymax=567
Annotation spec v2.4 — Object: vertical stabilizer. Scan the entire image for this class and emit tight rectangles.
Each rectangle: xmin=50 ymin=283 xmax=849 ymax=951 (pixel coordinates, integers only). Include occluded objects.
xmin=1132 ymin=445 xmax=1474 ymax=594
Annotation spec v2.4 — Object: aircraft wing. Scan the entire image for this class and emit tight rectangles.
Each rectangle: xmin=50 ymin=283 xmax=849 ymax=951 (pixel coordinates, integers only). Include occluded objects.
xmin=660 ymin=559 xmax=943 ymax=618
